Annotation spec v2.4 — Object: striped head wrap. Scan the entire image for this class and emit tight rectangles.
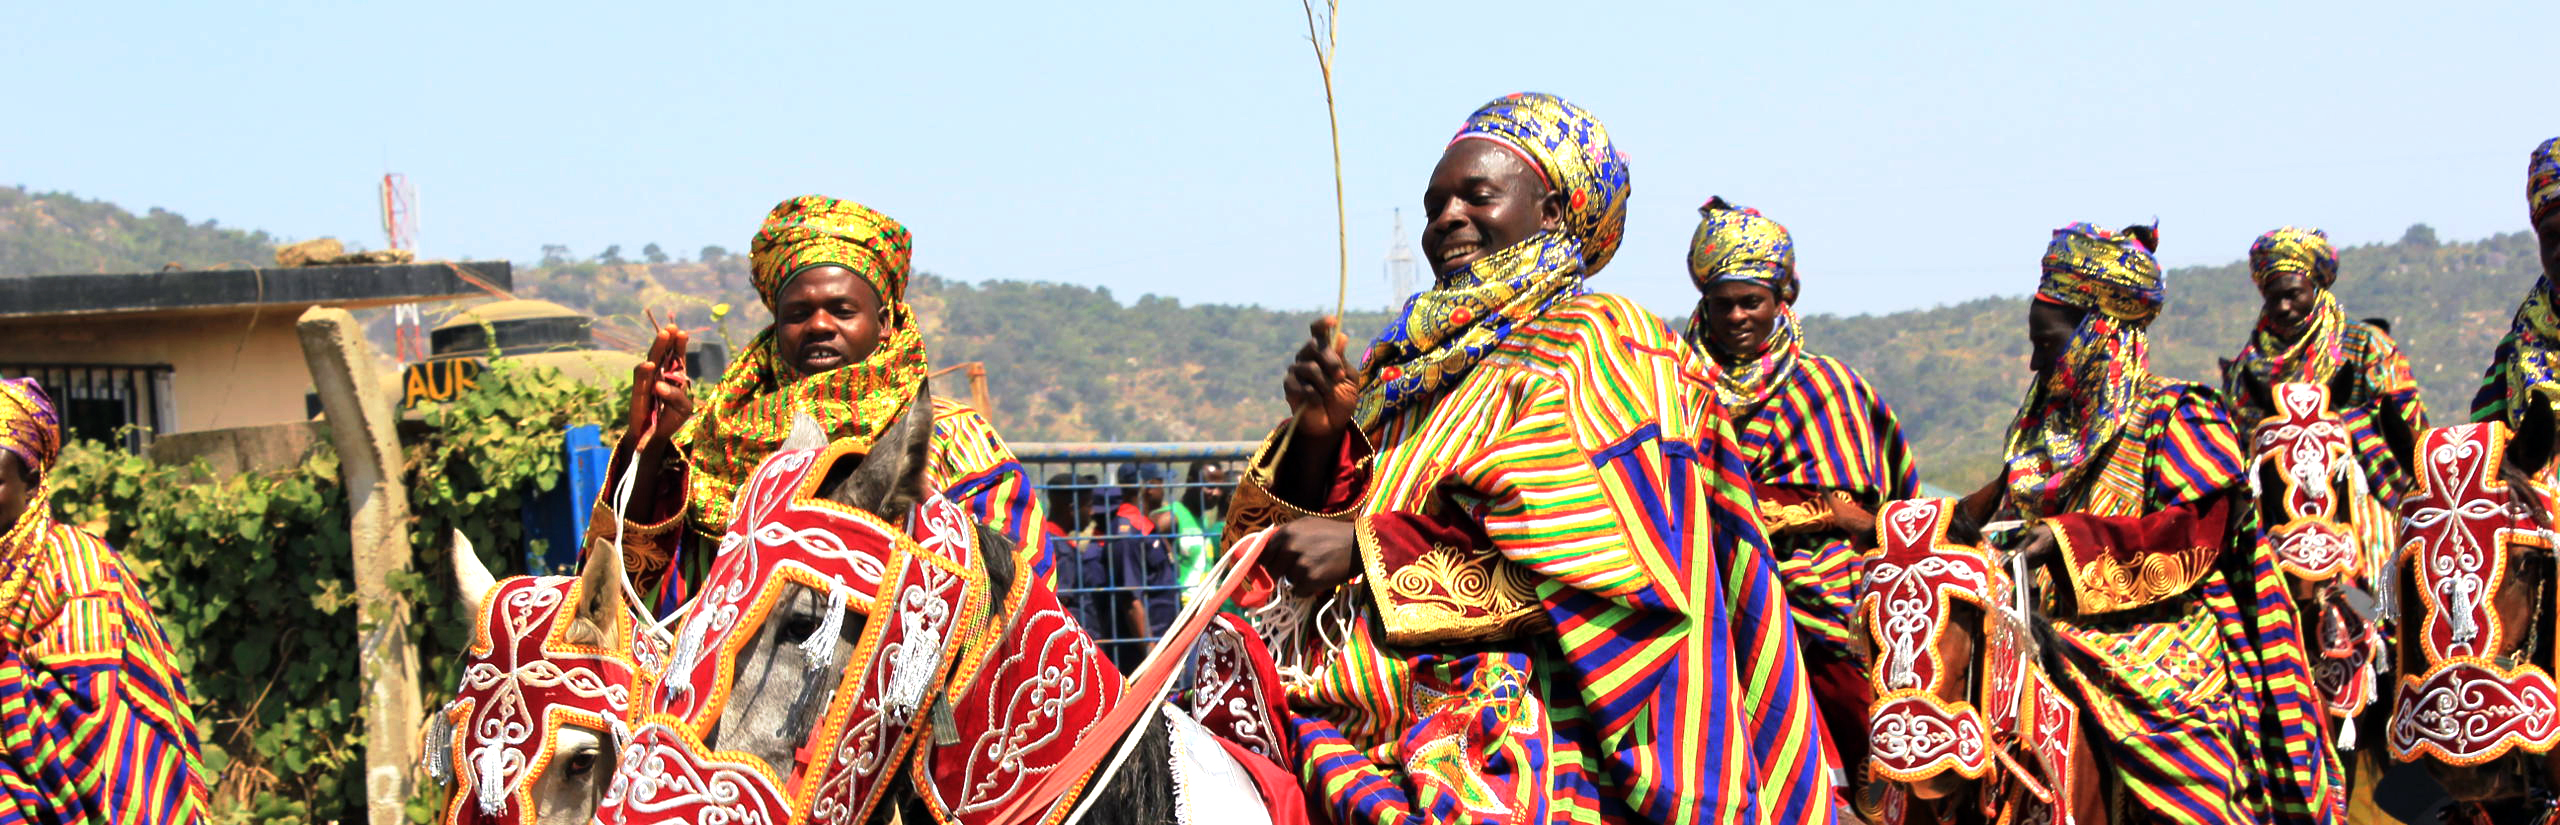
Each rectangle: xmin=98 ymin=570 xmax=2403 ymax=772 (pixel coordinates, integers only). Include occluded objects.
xmin=1685 ymin=198 xmax=1803 ymax=409
xmin=0 ymin=379 xmax=57 ymax=483
xmin=1357 ymin=93 xmax=1628 ymax=430
xmin=674 ymin=196 xmax=931 ymax=531
xmin=2249 ymin=226 xmax=2339 ymax=289
xmin=748 ymin=195 xmax=913 ymax=311
xmin=2533 ymin=137 xmax=2560 ymax=224
xmin=2005 ymin=222 xmax=2163 ymax=518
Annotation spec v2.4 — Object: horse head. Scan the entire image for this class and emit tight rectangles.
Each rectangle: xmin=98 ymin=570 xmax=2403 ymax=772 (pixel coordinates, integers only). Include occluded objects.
xmin=426 ymin=528 xmax=648 ymax=825
xmin=2390 ymin=386 xmax=2560 ymax=806
xmin=1859 ymin=498 xmax=2090 ymax=825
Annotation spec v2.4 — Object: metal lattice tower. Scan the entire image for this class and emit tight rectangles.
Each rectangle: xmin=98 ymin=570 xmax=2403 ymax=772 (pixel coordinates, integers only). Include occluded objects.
xmin=382 ymin=173 xmax=427 ymax=361
xmin=1382 ymin=208 xmax=1419 ymax=305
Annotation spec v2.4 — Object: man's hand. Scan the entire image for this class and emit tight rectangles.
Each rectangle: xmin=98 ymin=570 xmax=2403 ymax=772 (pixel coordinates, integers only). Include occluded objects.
xmin=2012 ymin=523 xmax=2059 ymax=567
xmin=1282 ymin=317 xmax=1356 ymax=443
xmin=627 ymin=325 xmax=694 ymax=451
xmin=1262 ymin=518 xmax=1358 ymax=591
xmin=1830 ymin=492 xmax=1878 ymax=550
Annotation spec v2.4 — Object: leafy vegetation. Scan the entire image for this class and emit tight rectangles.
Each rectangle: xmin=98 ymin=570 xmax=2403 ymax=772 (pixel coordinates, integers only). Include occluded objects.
xmin=48 ymin=362 xmax=621 ymax=824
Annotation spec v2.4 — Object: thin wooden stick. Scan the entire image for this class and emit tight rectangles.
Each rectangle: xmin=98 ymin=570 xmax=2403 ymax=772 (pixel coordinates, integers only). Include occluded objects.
xmin=1301 ymin=0 xmax=1346 ymax=320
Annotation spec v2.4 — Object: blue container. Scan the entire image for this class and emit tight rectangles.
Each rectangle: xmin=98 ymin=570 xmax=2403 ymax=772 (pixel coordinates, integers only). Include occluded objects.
xmin=520 ymin=424 xmax=610 ymax=574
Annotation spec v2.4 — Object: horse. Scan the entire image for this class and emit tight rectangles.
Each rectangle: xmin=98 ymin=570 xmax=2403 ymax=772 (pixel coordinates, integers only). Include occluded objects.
xmin=1858 ymin=497 xmax=2102 ymax=825
xmin=2240 ymin=381 xmax=2395 ymax=736
xmin=591 ymin=385 xmax=1294 ymax=825
xmin=2387 ymin=387 xmax=2560 ymax=824
xmin=424 ymin=527 xmax=655 ymax=825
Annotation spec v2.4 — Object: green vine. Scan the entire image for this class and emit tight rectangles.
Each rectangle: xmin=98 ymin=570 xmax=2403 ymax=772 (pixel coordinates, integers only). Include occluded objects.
xmin=49 ymin=360 xmax=622 ymax=824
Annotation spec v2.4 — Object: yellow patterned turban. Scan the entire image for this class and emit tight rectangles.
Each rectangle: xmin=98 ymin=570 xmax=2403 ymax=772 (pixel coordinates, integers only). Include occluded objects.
xmin=747 ymin=195 xmax=914 ymax=310
xmin=0 ymin=378 xmax=59 ymax=482
xmin=1448 ymin=92 xmax=1633 ymax=275
xmin=2248 ymin=226 xmax=2339 ymax=288
xmin=2036 ymin=222 xmax=2164 ymax=327
xmin=2532 ymin=137 xmax=2560 ymax=224
xmin=1687 ymin=197 xmax=1797 ymax=302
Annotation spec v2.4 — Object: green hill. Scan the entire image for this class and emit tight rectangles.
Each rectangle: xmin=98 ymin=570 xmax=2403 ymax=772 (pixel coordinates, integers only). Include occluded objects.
xmin=0 ymin=186 xmax=279 ymax=275
xmin=1 ymin=188 xmax=2539 ymax=487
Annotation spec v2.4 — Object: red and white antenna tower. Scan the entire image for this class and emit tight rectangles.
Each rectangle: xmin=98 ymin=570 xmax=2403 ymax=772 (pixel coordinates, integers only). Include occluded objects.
xmin=381 ymin=173 xmax=428 ymax=361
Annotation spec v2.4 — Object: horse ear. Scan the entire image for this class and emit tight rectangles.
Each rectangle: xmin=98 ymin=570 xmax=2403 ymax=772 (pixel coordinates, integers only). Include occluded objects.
xmin=569 ymin=535 xmax=628 ymax=647
xmin=452 ymin=529 xmax=495 ymax=620
xmin=2515 ymin=384 xmax=2560 ymax=478
xmin=781 ymin=410 xmax=828 ymax=453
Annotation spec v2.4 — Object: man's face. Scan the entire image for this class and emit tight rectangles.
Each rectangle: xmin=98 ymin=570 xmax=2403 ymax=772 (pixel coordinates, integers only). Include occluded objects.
xmin=1699 ymin=280 xmax=1784 ymax=359
xmin=2027 ymin=300 xmax=2085 ymax=374
xmin=0 ymin=453 xmax=31 ymax=535
xmin=1420 ymin=140 xmax=1559 ymax=278
xmin=2256 ymin=273 xmax=2320 ymax=338
xmin=1198 ymin=465 xmax=1229 ymax=509
xmin=1141 ymin=478 xmax=1166 ymax=508
xmin=772 ymin=266 xmax=890 ymax=380
xmin=2537 ymin=210 xmax=2560 ymax=280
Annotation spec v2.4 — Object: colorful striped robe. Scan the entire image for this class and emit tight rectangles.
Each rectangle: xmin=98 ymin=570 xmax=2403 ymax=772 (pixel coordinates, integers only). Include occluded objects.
xmin=0 ymin=515 xmax=214 ymax=824
xmin=2029 ymin=379 xmax=2338 ymax=825
xmin=2222 ymin=320 xmax=2427 ymax=504
xmin=1718 ymin=351 xmax=1917 ymax=799
xmin=1283 ymin=293 xmax=1844 ymax=825
xmin=591 ymin=396 xmax=1049 ymax=608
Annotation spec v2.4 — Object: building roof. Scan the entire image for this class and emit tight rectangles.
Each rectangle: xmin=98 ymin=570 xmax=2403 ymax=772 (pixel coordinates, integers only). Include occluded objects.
xmin=0 ymin=261 xmax=512 ymax=320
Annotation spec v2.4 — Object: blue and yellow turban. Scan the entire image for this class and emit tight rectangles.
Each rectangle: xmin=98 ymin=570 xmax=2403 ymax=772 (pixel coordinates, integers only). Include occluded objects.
xmin=1688 ymin=196 xmax=1797 ymax=302
xmin=2036 ymin=222 xmax=2163 ymax=328
xmin=1448 ymin=92 xmax=1632 ymax=275
xmin=2248 ymin=226 xmax=2338 ymax=288
xmin=2532 ymin=137 xmax=2560 ymax=224
xmin=748 ymin=195 xmax=914 ymax=311
xmin=0 ymin=378 xmax=58 ymax=482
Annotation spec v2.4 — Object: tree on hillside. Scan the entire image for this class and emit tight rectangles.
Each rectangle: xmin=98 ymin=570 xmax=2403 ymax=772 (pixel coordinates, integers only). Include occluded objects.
xmin=643 ymin=243 xmax=668 ymax=264
xmin=540 ymin=244 xmax=573 ymax=266
xmin=0 ymin=187 xmax=277 ymax=276
xmin=699 ymin=245 xmax=729 ymax=263
xmin=599 ymin=245 xmax=625 ymax=265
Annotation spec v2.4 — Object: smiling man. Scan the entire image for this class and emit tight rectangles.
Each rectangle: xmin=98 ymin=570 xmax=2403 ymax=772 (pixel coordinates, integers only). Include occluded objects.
xmin=2472 ymin=138 xmax=2560 ymax=428
xmin=589 ymin=196 xmax=1045 ymax=609
xmin=1681 ymin=197 xmax=1918 ymax=803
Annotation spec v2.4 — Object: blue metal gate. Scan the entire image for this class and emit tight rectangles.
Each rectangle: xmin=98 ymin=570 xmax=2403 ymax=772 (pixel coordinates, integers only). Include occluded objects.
xmin=1014 ymin=441 xmax=1255 ymax=668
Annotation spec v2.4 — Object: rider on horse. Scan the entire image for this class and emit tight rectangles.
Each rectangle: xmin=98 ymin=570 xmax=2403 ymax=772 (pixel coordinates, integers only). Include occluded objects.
xmin=0 ymin=378 xmax=216 ymax=823
xmin=2471 ymin=137 xmax=2560 ymax=430
xmin=1243 ymin=92 xmax=1848 ymax=824
xmin=2222 ymin=225 xmax=2427 ymax=490
xmin=1681 ymin=196 xmax=1922 ymax=801
xmin=1993 ymin=223 xmax=2342 ymax=824
xmin=587 ymin=195 xmax=1050 ymax=609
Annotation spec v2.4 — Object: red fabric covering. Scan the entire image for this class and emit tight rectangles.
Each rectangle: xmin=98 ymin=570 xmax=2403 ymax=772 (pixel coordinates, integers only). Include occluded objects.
xmin=2043 ymin=497 xmax=2228 ymax=615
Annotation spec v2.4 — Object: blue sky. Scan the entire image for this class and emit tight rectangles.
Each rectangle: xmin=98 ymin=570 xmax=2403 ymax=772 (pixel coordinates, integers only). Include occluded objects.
xmin=5 ymin=1 xmax=2553 ymax=318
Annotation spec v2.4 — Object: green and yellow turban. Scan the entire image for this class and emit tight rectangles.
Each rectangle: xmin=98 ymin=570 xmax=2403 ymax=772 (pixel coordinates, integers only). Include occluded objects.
xmin=0 ymin=379 xmax=59 ymax=483
xmin=2035 ymin=222 xmax=2163 ymax=327
xmin=2249 ymin=226 xmax=2338 ymax=288
xmin=2532 ymin=137 xmax=2560 ymax=224
xmin=676 ymin=195 xmax=931 ymax=532
xmin=747 ymin=195 xmax=914 ymax=310
xmin=1687 ymin=196 xmax=1797 ymax=302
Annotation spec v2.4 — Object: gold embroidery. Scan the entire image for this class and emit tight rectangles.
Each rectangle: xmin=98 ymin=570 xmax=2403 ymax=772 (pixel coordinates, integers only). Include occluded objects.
xmin=2058 ymin=524 xmax=2211 ymax=615
xmin=1757 ymin=496 xmax=1833 ymax=535
xmin=1362 ymin=516 xmax=1542 ymax=645
xmin=1220 ymin=423 xmax=1357 ymax=548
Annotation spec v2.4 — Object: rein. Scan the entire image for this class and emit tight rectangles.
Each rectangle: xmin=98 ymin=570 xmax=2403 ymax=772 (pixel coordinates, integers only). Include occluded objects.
xmin=984 ymin=527 xmax=1279 ymax=825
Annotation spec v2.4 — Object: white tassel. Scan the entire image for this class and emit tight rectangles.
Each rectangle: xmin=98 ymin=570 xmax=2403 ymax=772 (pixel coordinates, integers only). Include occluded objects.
xmin=474 ymin=743 xmax=507 ymax=815
xmin=800 ymin=586 xmax=849 ymax=673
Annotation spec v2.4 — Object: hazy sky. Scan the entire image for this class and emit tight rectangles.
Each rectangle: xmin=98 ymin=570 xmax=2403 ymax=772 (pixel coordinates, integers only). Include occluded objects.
xmin=6 ymin=1 xmax=2553 ymax=319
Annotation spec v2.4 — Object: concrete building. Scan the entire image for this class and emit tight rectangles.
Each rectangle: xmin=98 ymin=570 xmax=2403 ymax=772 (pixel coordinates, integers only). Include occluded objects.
xmin=0 ymin=261 xmax=511 ymax=449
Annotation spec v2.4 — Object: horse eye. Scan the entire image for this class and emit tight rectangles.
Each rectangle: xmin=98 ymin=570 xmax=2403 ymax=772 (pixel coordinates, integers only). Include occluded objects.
xmin=779 ymin=613 xmax=822 ymax=642
xmin=565 ymin=749 xmax=598 ymax=776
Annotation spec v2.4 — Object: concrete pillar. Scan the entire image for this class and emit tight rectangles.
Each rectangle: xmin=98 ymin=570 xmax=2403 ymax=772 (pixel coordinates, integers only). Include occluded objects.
xmin=296 ymin=307 xmax=420 ymax=825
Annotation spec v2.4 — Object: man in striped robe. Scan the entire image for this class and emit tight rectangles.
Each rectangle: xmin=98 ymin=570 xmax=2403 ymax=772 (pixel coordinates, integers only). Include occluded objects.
xmin=1238 ymin=92 xmax=1845 ymax=825
xmin=2470 ymin=137 xmax=2560 ymax=429
xmin=1681 ymin=197 xmax=1920 ymax=800
xmin=1997 ymin=224 xmax=2339 ymax=824
xmin=0 ymin=378 xmax=214 ymax=823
